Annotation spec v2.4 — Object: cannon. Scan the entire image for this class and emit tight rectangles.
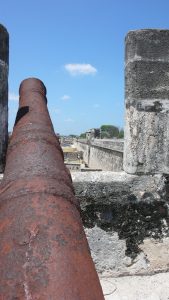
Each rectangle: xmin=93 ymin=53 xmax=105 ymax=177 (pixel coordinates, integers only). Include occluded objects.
xmin=0 ymin=78 xmax=104 ymax=299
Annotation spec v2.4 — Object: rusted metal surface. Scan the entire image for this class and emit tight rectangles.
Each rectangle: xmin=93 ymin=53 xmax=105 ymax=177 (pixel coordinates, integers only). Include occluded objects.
xmin=0 ymin=78 xmax=104 ymax=299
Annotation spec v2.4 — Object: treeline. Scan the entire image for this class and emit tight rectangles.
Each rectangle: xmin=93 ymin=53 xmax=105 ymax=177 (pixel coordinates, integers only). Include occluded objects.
xmin=80 ymin=125 xmax=124 ymax=139
xmin=100 ymin=125 xmax=124 ymax=138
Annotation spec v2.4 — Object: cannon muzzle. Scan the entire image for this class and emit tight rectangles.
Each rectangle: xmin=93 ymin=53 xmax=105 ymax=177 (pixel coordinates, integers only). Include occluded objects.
xmin=0 ymin=78 xmax=104 ymax=299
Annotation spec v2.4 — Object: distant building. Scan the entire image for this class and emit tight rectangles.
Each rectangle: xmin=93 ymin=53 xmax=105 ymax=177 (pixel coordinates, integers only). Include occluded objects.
xmin=86 ymin=128 xmax=100 ymax=141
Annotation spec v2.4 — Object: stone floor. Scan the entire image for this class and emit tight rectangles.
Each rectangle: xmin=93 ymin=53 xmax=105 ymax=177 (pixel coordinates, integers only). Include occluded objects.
xmin=99 ymin=272 xmax=169 ymax=300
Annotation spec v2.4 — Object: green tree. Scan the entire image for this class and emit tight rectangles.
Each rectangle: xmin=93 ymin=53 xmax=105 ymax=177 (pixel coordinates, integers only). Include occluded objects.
xmin=79 ymin=133 xmax=86 ymax=139
xmin=100 ymin=125 xmax=119 ymax=138
xmin=101 ymin=131 xmax=111 ymax=139
xmin=118 ymin=129 xmax=124 ymax=138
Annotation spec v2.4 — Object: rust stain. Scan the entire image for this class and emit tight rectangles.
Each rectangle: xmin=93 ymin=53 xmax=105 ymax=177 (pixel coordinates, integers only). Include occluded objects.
xmin=0 ymin=218 xmax=11 ymax=232
xmin=1 ymin=243 xmax=11 ymax=255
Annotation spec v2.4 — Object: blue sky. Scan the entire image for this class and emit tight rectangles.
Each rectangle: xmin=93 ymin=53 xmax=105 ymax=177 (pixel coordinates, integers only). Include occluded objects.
xmin=1 ymin=0 xmax=169 ymax=135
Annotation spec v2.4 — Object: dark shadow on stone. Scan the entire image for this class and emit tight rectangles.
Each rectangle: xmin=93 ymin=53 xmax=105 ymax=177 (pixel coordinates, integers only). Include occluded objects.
xmin=81 ymin=199 xmax=169 ymax=259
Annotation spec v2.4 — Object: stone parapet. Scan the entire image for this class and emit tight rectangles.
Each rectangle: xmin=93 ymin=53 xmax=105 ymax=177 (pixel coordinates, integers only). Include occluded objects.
xmin=72 ymin=171 xmax=169 ymax=276
xmin=124 ymin=29 xmax=169 ymax=174
xmin=91 ymin=139 xmax=124 ymax=152
xmin=75 ymin=140 xmax=123 ymax=171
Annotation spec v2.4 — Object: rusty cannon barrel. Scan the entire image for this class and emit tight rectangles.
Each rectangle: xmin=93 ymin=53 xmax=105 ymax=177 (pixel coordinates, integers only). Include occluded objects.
xmin=0 ymin=78 xmax=104 ymax=299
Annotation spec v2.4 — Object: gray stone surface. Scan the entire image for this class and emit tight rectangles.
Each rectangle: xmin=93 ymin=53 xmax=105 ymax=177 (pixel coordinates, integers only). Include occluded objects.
xmin=85 ymin=226 xmax=132 ymax=276
xmin=63 ymin=150 xmax=83 ymax=161
xmin=72 ymin=171 xmax=169 ymax=276
xmin=0 ymin=24 xmax=9 ymax=173
xmin=75 ymin=141 xmax=90 ymax=165
xmin=89 ymin=145 xmax=123 ymax=171
xmin=75 ymin=140 xmax=123 ymax=171
xmin=100 ymin=272 xmax=169 ymax=300
xmin=90 ymin=139 xmax=124 ymax=152
xmin=124 ymin=29 xmax=169 ymax=174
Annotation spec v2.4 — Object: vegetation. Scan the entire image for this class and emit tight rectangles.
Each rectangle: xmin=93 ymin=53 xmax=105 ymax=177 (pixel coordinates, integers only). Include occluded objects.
xmin=79 ymin=125 xmax=124 ymax=139
xmin=69 ymin=134 xmax=78 ymax=138
xmin=118 ymin=129 xmax=124 ymax=138
xmin=101 ymin=125 xmax=124 ymax=138
xmin=79 ymin=133 xmax=86 ymax=138
xmin=101 ymin=125 xmax=119 ymax=138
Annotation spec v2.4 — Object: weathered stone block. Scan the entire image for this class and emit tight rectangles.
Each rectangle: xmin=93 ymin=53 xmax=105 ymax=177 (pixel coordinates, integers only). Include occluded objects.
xmin=72 ymin=171 xmax=169 ymax=276
xmin=124 ymin=29 xmax=169 ymax=174
xmin=0 ymin=24 xmax=9 ymax=173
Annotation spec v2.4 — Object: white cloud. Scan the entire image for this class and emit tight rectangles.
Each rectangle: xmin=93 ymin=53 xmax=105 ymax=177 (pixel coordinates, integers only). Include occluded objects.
xmin=9 ymin=92 xmax=19 ymax=101
xmin=64 ymin=118 xmax=74 ymax=122
xmin=61 ymin=95 xmax=71 ymax=101
xmin=64 ymin=63 xmax=97 ymax=76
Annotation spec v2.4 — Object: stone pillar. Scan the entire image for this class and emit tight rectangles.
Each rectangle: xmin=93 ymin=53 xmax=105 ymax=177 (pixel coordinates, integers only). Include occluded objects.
xmin=123 ymin=29 xmax=169 ymax=174
xmin=0 ymin=24 xmax=9 ymax=173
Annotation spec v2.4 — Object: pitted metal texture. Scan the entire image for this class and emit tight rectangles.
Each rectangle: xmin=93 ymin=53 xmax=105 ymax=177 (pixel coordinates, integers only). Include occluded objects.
xmin=0 ymin=78 xmax=104 ymax=299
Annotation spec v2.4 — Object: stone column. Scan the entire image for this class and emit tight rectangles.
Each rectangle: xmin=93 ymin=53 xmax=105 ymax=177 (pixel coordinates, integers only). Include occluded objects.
xmin=0 ymin=24 xmax=9 ymax=173
xmin=123 ymin=29 xmax=169 ymax=174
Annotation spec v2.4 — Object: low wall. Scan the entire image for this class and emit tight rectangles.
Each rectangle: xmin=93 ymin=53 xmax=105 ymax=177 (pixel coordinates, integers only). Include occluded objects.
xmin=89 ymin=145 xmax=123 ymax=172
xmin=75 ymin=139 xmax=123 ymax=171
xmin=65 ymin=162 xmax=81 ymax=171
xmin=72 ymin=171 xmax=169 ymax=277
xmin=63 ymin=150 xmax=83 ymax=161
xmin=74 ymin=141 xmax=90 ymax=165
xmin=92 ymin=139 xmax=124 ymax=152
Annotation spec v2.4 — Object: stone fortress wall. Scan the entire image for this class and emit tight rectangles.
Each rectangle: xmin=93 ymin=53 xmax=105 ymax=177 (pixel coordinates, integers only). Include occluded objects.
xmin=1 ymin=26 xmax=169 ymax=277
xmin=74 ymin=139 xmax=124 ymax=171
xmin=92 ymin=139 xmax=124 ymax=152
xmin=74 ymin=139 xmax=123 ymax=171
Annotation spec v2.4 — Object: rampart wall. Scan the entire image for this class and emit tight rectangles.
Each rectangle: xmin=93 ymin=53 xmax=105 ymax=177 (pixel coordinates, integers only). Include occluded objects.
xmin=63 ymin=150 xmax=83 ymax=161
xmin=74 ymin=139 xmax=123 ymax=171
